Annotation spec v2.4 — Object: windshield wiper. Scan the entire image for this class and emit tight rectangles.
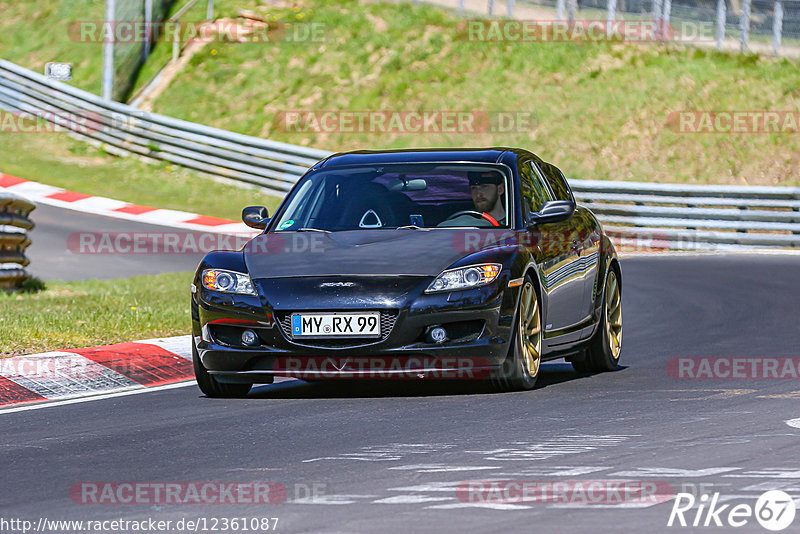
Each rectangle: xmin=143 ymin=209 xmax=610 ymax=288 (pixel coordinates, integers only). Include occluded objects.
xmin=296 ymin=227 xmax=330 ymax=233
xmin=396 ymin=225 xmax=424 ymax=230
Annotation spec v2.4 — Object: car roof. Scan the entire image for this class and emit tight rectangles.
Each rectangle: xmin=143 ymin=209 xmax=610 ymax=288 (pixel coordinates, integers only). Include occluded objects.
xmin=315 ymin=147 xmax=543 ymax=169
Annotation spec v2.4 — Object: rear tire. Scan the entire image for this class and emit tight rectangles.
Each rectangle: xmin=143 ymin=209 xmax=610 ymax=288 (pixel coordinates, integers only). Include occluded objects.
xmin=192 ymin=340 xmax=252 ymax=398
xmin=573 ymin=267 xmax=622 ymax=373
xmin=491 ymin=277 xmax=542 ymax=392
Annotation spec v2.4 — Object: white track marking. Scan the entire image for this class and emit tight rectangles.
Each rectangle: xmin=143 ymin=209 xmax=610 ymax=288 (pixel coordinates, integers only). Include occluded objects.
xmin=2 ymin=179 xmax=256 ymax=235
xmin=388 ymin=465 xmax=502 ymax=473
xmin=373 ymin=495 xmax=455 ymax=504
xmin=504 ymin=466 xmax=611 ymax=477
xmin=290 ymin=494 xmax=377 ymax=505
xmin=303 ymin=443 xmax=456 ymax=463
xmin=548 ymin=502 xmax=665 ymax=509
xmin=6 ymin=181 xmax=61 ymax=198
xmin=426 ymin=502 xmax=532 ymax=510
xmin=0 ymin=380 xmax=195 ymax=416
xmin=611 ymin=467 xmax=739 ymax=477
xmin=724 ymin=468 xmax=800 ymax=478
xmin=388 ymin=482 xmax=464 ymax=493
xmin=466 ymin=435 xmax=635 ymax=461
xmin=137 ymin=335 xmax=193 ymax=360
xmin=70 ymin=196 xmax=128 ymax=211
xmin=786 ymin=418 xmax=800 ymax=428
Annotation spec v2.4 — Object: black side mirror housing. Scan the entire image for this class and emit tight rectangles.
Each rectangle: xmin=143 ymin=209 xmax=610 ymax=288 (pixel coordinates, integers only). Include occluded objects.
xmin=242 ymin=206 xmax=270 ymax=229
xmin=527 ymin=200 xmax=575 ymax=226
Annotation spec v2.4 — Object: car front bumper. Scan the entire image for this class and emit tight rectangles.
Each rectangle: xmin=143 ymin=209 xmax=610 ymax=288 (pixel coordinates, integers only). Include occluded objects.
xmin=193 ymin=276 xmax=518 ymax=383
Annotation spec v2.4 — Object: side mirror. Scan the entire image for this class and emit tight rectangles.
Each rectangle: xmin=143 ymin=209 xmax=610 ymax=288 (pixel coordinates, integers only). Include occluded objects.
xmin=242 ymin=206 xmax=270 ymax=229
xmin=527 ymin=200 xmax=575 ymax=225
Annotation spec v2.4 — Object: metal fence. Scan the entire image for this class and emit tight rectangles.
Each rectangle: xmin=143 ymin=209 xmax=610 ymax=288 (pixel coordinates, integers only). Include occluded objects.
xmin=102 ymin=0 xmax=216 ymax=101
xmin=103 ymin=0 xmax=178 ymax=101
xmin=423 ymin=0 xmax=800 ymax=55
xmin=1 ymin=59 xmax=799 ymax=250
xmin=0 ymin=193 xmax=35 ymax=290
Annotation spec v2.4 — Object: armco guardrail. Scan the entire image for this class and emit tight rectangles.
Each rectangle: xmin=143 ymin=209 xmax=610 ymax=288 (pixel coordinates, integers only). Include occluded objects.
xmin=574 ymin=180 xmax=800 ymax=250
xmin=0 ymin=59 xmax=330 ymax=195
xmin=1 ymin=59 xmax=799 ymax=250
xmin=0 ymin=193 xmax=35 ymax=290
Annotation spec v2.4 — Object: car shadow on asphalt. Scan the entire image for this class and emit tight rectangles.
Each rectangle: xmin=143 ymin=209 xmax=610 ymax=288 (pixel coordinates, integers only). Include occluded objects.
xmin=236 ymin=363 xmax=628 ymax=399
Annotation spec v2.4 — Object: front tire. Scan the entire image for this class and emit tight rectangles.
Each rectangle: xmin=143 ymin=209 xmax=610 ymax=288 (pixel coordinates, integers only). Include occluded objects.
xmin=192 ymin=340 xmax=252 ymax=398
xmin=573 ymin=267 xmax=622 ymax=373
xmin=491 ymin=277 xmax=542 ymax=391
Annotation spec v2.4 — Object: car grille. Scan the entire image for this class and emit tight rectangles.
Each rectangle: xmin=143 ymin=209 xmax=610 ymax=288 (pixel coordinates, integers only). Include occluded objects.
xmin=277 ymin=310 xmax=399 ymax=348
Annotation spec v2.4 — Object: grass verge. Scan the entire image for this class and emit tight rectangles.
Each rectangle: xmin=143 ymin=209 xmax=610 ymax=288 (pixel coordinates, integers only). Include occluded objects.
xmin=0 ymin=271 xmax=193 ymax=356
xmin=0 ymin=131 xmax=284 ymax=220
xmin=147 ymin=0 xmax=800 ymax=187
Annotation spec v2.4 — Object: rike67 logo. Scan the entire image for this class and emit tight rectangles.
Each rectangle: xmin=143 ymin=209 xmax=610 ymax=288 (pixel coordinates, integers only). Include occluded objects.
xmin=668 ymin=490 xmax=796 ymax=531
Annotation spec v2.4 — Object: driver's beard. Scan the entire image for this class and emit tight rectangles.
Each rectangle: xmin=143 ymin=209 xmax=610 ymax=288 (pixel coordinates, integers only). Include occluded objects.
xmin=475 ymin=190 xmax=498 ymax=213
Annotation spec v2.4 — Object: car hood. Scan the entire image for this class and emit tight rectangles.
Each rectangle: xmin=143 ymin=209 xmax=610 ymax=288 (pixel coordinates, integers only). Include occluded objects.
xmin=244 ymin=229 xmax=513 ymax=278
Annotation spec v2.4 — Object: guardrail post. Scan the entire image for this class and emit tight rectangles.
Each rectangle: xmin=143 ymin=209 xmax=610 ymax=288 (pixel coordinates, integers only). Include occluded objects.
xmin=567 ymin=0 xmax=577 ymax=24
xmin=740 ymin=0 xmax=751 ymax=51
xmin=557 ymin=0 xmax=565 ymax=20
xmin=607 ymin=0 xmax=617 ymax=35
xmin=507 ymin=0 xmax=515 ymax=17
xmin=458 ymin=0 xmax=465 ymax=14
xmin=661 ymin=0 xmax=672 ymax=40
xmin=773 ymin=0 xmax=783 ymax=54
xmin=716 ymin=0 xmax=726 ymax=50
xmin=207 ymin=0 xmax=214 ymax=21
xmin=172 ymin=26 xmax=181 ymax=62
xmin=144 ymin=0 xmax=153 ymax=59
xmin=653 ymin=0 xmax=664 ymax=38
xmin=102 ymin=0 xmax=115 ymax=101
xmin=488 ymin=0 xmax=495 ymax=15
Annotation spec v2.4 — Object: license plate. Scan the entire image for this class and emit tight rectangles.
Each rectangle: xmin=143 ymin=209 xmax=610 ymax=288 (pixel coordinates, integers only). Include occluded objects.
xmin=291 ymin=312 xmax=381 ymax=338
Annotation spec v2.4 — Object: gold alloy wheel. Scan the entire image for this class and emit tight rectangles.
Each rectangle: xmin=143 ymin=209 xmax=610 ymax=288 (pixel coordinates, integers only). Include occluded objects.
xmin=605 ymin=270 xmax=622 ymax=360
xmin=519 ymin=281 xmax=542 ymax=378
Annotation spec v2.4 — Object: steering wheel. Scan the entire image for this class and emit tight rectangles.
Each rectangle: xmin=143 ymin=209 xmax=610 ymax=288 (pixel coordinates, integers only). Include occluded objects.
xmin=441 ymin=210 xmax=500 ymax=227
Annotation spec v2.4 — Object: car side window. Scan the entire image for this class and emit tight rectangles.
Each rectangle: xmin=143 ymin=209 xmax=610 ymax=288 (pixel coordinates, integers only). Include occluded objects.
xmin=537 ymin=162 xmax=573 ymax=202
xmin=520 ymin=161 xmax=553 ymax=214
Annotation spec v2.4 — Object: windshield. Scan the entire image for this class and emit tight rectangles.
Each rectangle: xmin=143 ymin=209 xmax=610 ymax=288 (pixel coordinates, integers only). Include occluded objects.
xmin=272 ymin=163 xmax=512 ymax=231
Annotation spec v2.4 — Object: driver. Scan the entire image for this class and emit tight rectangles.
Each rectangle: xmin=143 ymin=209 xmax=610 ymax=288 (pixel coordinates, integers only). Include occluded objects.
xmin=468 ymin=171 xmax=506 ymax=226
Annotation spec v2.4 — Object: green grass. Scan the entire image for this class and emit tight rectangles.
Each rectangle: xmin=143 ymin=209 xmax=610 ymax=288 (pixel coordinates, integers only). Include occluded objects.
xmin=142 ymin=0 xmax=800 ymax=187
xmin=0 ymin=132 xmax=283 ymax=220
xmin=0 ymin=0 xmax=106 ymax=94
xmin=0 ymin=0 xmax=288 ymax=100
xmin=0 ymin=272 xmax=193 ymax=356
xmin=3 ymin=0 xmax=800 ymax=189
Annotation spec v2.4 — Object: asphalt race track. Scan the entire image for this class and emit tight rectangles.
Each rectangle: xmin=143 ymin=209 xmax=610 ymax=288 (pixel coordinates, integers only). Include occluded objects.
xmin=4 ymin=206 xmax=800 ymax=532
xmin=26 ymin=204 xmax=207 ymax=281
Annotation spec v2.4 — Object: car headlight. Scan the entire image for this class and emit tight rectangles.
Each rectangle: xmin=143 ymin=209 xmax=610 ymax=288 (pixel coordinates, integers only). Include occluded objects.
xmin=425 ymin=264 xmax=502 ymax=293
xmin=201 ymin=269 xmax=256 ymax=295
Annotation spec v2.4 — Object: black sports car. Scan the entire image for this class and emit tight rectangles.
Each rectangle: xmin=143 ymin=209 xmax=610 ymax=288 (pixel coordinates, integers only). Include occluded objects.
xmin=191 ymin=148 xmax=622 ymax=396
